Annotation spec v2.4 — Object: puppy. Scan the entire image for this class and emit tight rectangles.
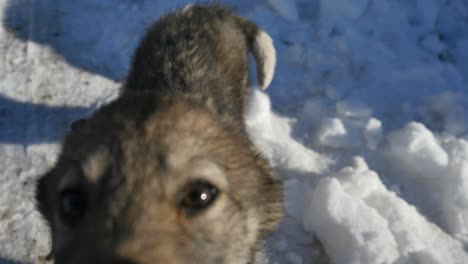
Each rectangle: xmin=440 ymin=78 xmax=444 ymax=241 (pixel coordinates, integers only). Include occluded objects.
xmin=36 ymin=5 xmax=283 ymax=264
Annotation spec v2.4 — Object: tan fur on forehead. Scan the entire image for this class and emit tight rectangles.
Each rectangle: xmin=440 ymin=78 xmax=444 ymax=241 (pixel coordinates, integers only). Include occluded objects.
xmin=144 ymin=99 xmax=226 ymax=135
xmin=81 ymin=148 xmax=110 ymax=183
xmin=141 ymin=99 xmax=241 ymax=155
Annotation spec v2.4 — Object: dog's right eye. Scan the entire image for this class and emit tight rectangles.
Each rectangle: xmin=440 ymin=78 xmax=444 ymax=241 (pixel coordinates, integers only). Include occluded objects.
xmin=59 ymin=188 xmax=87 ymax=227
xmin=178 ymin=180 xmax=219 ymax=216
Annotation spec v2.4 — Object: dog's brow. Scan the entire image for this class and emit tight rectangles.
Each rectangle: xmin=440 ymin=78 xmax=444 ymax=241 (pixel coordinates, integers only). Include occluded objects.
xmin=186 ymin=158 xmax=229 ymax=190
xmin=58 ymin=169 xmax=81 ymax=191
xmin=81 ymin=148 xmax=110 ymax=183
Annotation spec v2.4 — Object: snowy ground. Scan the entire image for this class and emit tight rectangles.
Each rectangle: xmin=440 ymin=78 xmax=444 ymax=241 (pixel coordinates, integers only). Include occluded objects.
xmin=1 ymin=0 xmax=468 ymax=263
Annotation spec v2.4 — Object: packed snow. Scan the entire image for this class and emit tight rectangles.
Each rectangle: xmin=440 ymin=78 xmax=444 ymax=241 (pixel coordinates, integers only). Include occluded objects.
xmin=1 ymin=0 xmax=468 ymax=263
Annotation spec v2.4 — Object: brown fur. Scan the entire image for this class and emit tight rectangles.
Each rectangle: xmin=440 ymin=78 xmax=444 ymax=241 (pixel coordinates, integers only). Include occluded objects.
xmin=36 ymin=5 xmax=282 ymax=264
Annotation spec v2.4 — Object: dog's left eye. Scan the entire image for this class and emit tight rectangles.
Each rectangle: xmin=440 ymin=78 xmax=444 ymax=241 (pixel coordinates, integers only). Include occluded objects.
xmin=178 ymin=180 xmax=219 ymax=215
xmin=59 ymin=188 xmax=87 ymax=227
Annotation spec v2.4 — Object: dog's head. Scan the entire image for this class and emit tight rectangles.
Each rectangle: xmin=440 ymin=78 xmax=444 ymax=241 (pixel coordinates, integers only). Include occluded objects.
xmin=37 ymin=95 xmax=283 ymax=264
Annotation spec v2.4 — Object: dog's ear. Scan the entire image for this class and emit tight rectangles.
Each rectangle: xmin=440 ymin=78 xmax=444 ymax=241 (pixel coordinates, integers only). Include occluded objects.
xmin=250 ymin=30 xmax=276 ymax=90
xmin=70 ymin=118 xmax=87 ymax=131
xmin=236 ymin=17 xmax=276 ymax=90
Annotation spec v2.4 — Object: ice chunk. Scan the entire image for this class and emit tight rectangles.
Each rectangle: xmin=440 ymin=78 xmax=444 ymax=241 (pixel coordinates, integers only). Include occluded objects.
xmin=304 ymin=177 xmax=399 ymax=264
xmin=363 ymin=118 xmax=382 ymax=150
xmin=336 ymin=99 xmax=372 ymax=119
xmin=317 ymin=118 xmax=362 ymax=148
xmin=304 ymin=157 xmax=468 ymax=263
xmin=335 ymin=156 xmax=385 ymax=199
xmin=438 ymin=137 xmax=468 ymax=236
xmin=385 ymin=122 xmax=448 ymax=177
xmin=317 ymin=118 xmax=347 ymax=147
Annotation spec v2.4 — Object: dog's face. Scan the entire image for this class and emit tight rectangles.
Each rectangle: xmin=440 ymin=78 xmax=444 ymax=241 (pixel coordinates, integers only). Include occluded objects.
xmin=37 ymin=96 xmax=283 ymax=264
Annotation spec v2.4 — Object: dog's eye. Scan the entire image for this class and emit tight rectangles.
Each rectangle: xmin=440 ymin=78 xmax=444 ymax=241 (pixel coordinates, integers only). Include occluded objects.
xmin=179 ymin=180 xmax=219 ymax=215
xmin=59 ymin=188 xmax=87 ymax=226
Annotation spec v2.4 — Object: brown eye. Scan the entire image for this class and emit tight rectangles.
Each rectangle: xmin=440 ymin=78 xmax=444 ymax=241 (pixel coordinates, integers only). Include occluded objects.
xmin=179 ymin=180 xmax=219 ymax=216
xmin=59 ymin=188 xmax=87 ymax=227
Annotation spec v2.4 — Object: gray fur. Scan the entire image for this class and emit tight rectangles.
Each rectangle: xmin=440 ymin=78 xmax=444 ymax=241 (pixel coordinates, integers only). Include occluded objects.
xmin=36 ymin=5 xmax=282 ymax=264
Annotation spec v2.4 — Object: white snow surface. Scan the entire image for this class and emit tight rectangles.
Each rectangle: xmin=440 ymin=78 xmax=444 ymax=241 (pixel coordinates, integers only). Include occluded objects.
xmin=1 ymin=0 xmax=468 ymax=263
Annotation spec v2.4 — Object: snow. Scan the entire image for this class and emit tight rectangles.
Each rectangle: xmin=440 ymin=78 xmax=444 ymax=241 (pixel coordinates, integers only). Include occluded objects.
xmin=1 ymin=0 xmax=468 ymax=263
xmin=267 ymin=0 xmax=299 ymax=22
xmin=305 ymin=177 xmax=400 ymax=264
xmin=385 ymin=122 xmax=449 ymax=177
xmin=384 ymin=130 xmax=468 ymax=239
xmin=302 ymin=157 xmax=467 ymax=264
xmin=363 ymin=118 xmax=382 ymax=150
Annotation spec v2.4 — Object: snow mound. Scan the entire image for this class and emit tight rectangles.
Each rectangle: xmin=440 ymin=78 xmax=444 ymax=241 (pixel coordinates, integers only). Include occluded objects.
xmin=303 ymin=157 xmax=467 ymax=264
xmin=385 ymin=122 xmax=449 ymax=177
xmin=247 ymin=89 xmax=332 ymax=177
xmin=384 ymin=123 xmax=468 ymax=239
xmin=2 ymin=0 xmax=468 ymax=263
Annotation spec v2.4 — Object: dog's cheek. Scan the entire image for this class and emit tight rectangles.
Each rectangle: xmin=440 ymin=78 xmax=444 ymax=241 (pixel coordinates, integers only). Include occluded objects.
xmin=36 ymin=171 xmax=54 ymax=225
xmin=259 ymin=175 xmax=284 ymax=235
xmin=36 ymin=170 xmax=60 ymax=260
